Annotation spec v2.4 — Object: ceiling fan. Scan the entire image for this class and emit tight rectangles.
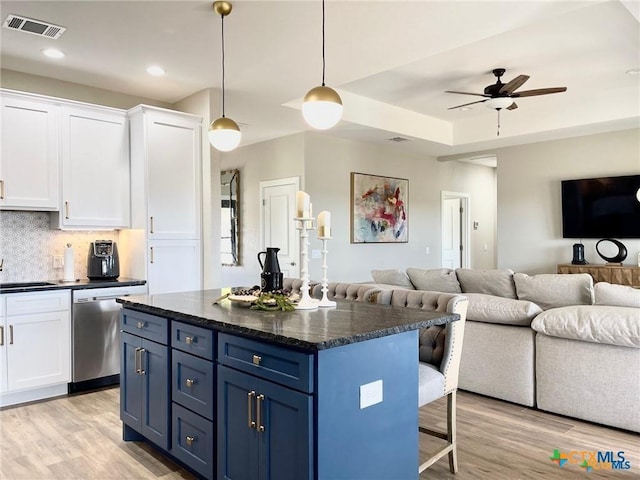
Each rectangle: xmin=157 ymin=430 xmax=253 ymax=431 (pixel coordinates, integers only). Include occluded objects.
xmin=446 ymin=68 xmax=567 ymax=111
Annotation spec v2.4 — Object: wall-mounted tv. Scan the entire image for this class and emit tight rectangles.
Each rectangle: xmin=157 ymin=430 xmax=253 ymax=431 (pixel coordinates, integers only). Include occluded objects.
xmin=561 ymin=174 xmax=640 ymax=239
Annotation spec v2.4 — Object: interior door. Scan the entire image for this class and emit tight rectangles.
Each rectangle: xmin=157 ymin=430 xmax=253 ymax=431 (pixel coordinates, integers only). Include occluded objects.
xmin=260 ymin=177 xmax=300 ymax=279
xmin=442 ymin=197 xmax=462 ymax=269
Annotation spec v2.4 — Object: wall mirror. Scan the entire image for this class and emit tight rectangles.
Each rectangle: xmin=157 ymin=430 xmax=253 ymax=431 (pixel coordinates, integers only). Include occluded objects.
xmin=221 ymin=169 xmax=240 ymax=266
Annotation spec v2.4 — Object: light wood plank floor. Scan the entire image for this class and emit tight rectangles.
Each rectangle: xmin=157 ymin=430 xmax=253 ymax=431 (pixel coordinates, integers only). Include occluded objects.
xmin=1 ymin=387 xmax=638 ymax=479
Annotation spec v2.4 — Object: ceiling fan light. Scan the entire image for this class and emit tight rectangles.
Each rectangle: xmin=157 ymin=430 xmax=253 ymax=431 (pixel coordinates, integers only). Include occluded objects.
xmin=209 ymin=116 xmax=241 ymax=152
xmin=302 ymin=85 xmax=343 ymax=130
xmin=485 ymin=97 xmax=514 ymax=110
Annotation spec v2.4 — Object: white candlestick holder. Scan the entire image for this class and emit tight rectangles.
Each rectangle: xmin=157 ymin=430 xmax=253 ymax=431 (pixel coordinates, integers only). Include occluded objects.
xmin=318 ymin=237 xmax=336 ymax=307
xmin=294 ymin=217 xmax=319 ymax=310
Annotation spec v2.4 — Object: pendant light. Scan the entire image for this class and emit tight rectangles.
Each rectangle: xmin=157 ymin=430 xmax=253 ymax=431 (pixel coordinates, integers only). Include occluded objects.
xmin=302 ymin=0 xmax=343 ymax=130
xmin=209 ymin=1 xmax=241 ymax=152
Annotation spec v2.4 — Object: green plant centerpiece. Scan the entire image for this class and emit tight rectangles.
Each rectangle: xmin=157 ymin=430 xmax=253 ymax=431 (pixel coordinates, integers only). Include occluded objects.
xmin=251 ymin=290 xmax=296 ymax=312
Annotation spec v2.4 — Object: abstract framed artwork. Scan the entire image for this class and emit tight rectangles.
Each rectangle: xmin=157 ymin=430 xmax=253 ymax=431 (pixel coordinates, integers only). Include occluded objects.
xmin=350 ymin=172 xmax=408 ymax=243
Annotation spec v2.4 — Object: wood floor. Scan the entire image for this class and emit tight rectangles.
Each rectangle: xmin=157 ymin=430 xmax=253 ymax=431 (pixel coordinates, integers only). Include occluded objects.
xmin=1 ymin=387 xmax=638 ymax=479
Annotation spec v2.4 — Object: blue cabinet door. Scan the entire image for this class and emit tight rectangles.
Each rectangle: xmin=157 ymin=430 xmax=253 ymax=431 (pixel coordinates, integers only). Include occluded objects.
xmin=120 ymin=331 xmax=170 ymax=450
xmin=217 ymin=365 xmax=312 ymax=480
xmin=141 ymin=338 xmax=170 ymax=449
xmin=121 ymin=332 xmax=143 ymax=428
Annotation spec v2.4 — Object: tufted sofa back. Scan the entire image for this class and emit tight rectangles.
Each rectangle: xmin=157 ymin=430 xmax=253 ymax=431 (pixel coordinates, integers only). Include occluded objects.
xmin=311 ymin=282 xmax=385 ymax=303
xmin=378 ymin=289 xmax=468 ymax=395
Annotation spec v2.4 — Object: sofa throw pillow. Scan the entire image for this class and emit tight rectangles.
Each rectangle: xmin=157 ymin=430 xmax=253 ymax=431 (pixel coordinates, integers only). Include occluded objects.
xmin=531 ymin=305 xmax=640 ymax=348
xmin=463 ymin=293 xmax=543 ymax=326
xmin=455 ymin=268 xmax=516 ymax=298
xmin=514 ymin=273 xmax=593 ymax=310
xmin=405 ymin=268 xmax=462 ymax=293
xmin=594 ymin=282 xmax=640 ymax=308
xmin=370 ymin=269 xmax=414 ymax=289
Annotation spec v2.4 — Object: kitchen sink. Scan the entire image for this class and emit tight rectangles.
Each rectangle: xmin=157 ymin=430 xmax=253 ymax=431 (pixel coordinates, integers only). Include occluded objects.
xmin=0 ymin=281 xmax=56 ymax=290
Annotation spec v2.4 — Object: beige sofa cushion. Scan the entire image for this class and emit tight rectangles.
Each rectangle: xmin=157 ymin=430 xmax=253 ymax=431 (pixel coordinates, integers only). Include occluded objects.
xmin=532 ymin=305 xmax=640 ymax=348
xmin=595 ymin=282 xmax=640 ymax=308
xmin=514 ymin=273 xmax=593 ymax=310
xmin=455 ymin=268 xmax=516 ymax=298
xmin=464 ymin=293 xmax=542 ymax=326
xmin=370 ymin=269 xmax=414 ymax=289
xmin=405 ymin=268 xmax=461 ymax=293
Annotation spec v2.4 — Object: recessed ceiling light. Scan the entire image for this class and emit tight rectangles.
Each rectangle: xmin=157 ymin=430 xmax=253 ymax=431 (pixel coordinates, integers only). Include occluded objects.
xmin=42 ymin=48 xmax=64 ymax=59
xmin=146 ymin=65 xmax=166 ymax=77
xmin=625 ymin=68 xmax=640 ymax=75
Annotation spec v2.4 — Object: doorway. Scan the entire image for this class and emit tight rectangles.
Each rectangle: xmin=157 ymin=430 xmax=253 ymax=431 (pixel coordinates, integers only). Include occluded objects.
xmin=441 ymin=191 xmax=470 ymax=269
xmin=259 ymin=177 xmax=300 ymax=278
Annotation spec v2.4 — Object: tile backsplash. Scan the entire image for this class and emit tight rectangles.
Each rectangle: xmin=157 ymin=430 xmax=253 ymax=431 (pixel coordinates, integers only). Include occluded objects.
xmin=0 ymin=211 xmax=119 ymax=283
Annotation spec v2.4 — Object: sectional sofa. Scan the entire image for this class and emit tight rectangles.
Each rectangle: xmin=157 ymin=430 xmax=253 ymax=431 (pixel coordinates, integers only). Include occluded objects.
xmin=310 ymin=268 xmax=640 ymax=433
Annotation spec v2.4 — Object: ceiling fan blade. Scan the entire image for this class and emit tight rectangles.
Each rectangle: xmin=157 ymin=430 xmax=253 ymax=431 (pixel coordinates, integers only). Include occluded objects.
xmin=448 ymin=99 xmax=488 ymax=110
xmin=445 ymin=90 xmax=491 ymax=98
xmin=512 ymin=87 xmax=567 ymax=97
xmin=499 ymin=75 xmax=529 ymax=94
xmin=506 ymin=102 xmax=518 ymax=110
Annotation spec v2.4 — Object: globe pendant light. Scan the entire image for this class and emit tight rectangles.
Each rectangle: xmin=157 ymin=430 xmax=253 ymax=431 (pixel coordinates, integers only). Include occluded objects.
xmin=302 ymin=0 xmax=343 ymax=130
xmin=209 ymin=1 xmax=241 ymax=152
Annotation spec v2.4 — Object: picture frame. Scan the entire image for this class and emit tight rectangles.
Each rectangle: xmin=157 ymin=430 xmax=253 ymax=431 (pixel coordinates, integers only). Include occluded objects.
xmin=350 ymin=172 xmax=408 ymax=243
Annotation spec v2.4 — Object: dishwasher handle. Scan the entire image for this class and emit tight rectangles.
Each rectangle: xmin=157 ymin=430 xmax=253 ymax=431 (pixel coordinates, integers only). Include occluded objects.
xmin=74 ymin=294 xmax=132 ymax=303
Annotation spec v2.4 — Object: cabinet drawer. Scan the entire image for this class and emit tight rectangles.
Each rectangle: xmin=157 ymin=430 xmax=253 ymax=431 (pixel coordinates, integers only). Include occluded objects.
xmin=172 ymin=321 xmax=214 ymax=360
xmin=218 ymin=333 xmax=313 ymax=393
xmin=6 ymin=290 xmax=70 ymax=315
xmin=172 ymin=403 xmax=214 ymax=480
xmin=172 ymin=349 xmax=214 ymax=420
xmin=121 ymin=309 xmax=168 ymax=345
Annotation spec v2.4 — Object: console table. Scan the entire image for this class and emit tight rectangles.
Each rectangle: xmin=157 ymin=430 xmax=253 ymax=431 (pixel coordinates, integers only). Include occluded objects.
xmin=557 ymin=263 xmax=640 ymax=288
xmin=117 ymin=289 xmax=458 ymax=480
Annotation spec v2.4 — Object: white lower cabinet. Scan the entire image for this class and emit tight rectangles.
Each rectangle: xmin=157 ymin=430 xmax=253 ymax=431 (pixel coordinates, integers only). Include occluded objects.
xmin=0 ymin=290 xmax=71 ymax=406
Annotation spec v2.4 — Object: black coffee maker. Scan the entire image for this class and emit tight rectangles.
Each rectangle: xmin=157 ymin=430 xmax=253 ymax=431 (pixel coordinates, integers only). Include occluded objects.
xmin=258 ymin=247 xmax=283 ymax=292
xmin=87 ymin=240 xmax=120 ymax=279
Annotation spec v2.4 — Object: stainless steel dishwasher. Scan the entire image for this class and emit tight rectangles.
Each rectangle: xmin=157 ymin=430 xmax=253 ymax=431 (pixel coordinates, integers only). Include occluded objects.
xmin=70 ymin=284 xmax=147 ymax=393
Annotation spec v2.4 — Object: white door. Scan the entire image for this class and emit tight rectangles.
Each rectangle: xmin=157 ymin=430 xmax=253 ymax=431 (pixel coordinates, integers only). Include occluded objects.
xmin=7 ymin=311 xmax=71 ymax=391
xmin=148 ymin=239 xmax=201 ymax=295
xmin=260 ymin=177 xmax=300 ymax=278
xmin=441 ymin=192 xmax=470 ymax=269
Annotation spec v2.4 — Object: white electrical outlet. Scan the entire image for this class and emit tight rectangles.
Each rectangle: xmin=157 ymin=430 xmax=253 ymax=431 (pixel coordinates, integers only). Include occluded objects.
xmin=425 ymin=246 xmax=430 ymax=255
xmin=53 ymin=255 xmax=64 ymax=269
xmin=360 ymin=380 xmax=383 ymax=409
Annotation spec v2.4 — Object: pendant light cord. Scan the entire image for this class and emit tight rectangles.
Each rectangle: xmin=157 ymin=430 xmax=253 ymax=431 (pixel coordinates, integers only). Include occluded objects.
xmin=321 ymin=0 xmax=325 ymax=87
xmin=221 ymin=13 xmax=226 ymax=117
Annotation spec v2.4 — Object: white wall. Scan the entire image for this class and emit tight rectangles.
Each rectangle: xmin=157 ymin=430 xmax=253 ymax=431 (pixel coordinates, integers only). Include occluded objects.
xmin=495 ymin=128 xmax=640 ymax=273
xmin=1 ymin=69 xmax=171 ymax=109
xmin=220 ymin=134 xmax=305 ymax=287
xmin=303 ymin=133 xmax=496 ymax=282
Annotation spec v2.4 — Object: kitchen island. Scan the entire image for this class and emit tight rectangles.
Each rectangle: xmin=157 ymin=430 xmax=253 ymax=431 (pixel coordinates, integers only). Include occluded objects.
xmin=117 ymin=289 xmax=458 ymax=480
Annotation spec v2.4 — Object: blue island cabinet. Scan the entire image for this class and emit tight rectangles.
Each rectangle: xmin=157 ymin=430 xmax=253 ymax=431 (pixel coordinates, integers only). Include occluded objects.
xmin=120 ymin=310 xmax=170 ymax=450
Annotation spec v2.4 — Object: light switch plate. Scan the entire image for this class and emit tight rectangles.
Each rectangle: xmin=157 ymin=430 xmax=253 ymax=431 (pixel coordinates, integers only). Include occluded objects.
xmin=360 ymin=379 xmax=383 ymax=409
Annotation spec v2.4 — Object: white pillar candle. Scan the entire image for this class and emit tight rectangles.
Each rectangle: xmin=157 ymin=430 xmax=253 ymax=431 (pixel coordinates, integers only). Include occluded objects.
xmin=318 ymin=211 xmax=331 ymax=238
xmin=296 ymin=191 xmax=310 ymax=217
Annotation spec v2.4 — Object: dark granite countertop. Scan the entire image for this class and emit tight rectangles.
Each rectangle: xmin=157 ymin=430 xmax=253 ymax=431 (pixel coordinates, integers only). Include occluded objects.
xmin=0 ymin=277 xmax=146 ymax=294
xmin=117 ymin=289 xmax=459 ymax=352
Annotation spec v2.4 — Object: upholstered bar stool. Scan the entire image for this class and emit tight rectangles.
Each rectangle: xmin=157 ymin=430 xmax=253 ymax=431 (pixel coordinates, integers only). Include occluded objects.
xmin=377 ymin=290 xmax=468 ymax=474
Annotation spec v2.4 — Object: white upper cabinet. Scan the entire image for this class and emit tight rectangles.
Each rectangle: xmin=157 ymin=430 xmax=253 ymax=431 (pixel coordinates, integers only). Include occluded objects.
xmin=129 ymin=106 xmax=201 ymax=240
xmin=0 ymin=92 xmax=59 ymax=210
xmin=53 ymin=105 xmax=130 ymax=229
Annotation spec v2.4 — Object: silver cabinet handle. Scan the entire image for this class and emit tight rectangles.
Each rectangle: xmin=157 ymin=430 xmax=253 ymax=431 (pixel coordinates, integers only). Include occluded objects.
xmin=0 ymin=179 xmax=4 ymax=199
xmin=186 ymin=378 xmax=195 ymax=388
xmin=185 ymin=336 xmax=194 ymax=345
xmin=134 ymin=347 xmax=141 ymax=374
xmin=290 ymin=261 xmax=296 ymax=266
xmin=247 ymin=391 xmax=256 ymax=429
xmin=139 ymin=348 xmax=146 ymax=375
xmin=252 ymin=354 xmax=261 ymax=366
xmin=185 ymin=435 xmax=195 ymax=446
xmin=150 ymin=216 xmax=154 ymax=234
xmin=256 ymin=394 xmax=265 ymax=432
xmin=137 ymin=321 xmax=146 ymax=329
xmin=9 ymin=325 xmax=13 ymax=345
xmin=0 ymin=326 xmax=3 ymax=346
xmin=150 ymin=247 xmax=154 ymax=264
xmin=64 ymin=201 xmax=70 ymax=219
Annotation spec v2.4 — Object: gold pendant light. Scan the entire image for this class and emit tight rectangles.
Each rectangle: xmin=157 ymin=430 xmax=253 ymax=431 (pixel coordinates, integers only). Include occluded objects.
xmin=302 ymin=0 xmax=343 ymax=130
xmin=209 ymin=1 xmax=241 ymax=152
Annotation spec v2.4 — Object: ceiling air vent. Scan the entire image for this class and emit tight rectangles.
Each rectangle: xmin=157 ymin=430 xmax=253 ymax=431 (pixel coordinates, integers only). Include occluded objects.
xmin=3 ymin=14 xmax=66 ymax=39
xmin=388 ymin=136 xmax=411 ymax=143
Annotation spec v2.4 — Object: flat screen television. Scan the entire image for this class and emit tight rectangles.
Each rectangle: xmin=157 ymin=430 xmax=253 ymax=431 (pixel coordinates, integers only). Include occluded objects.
xmin=561 ymin=174 xmax=640 ymax=239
